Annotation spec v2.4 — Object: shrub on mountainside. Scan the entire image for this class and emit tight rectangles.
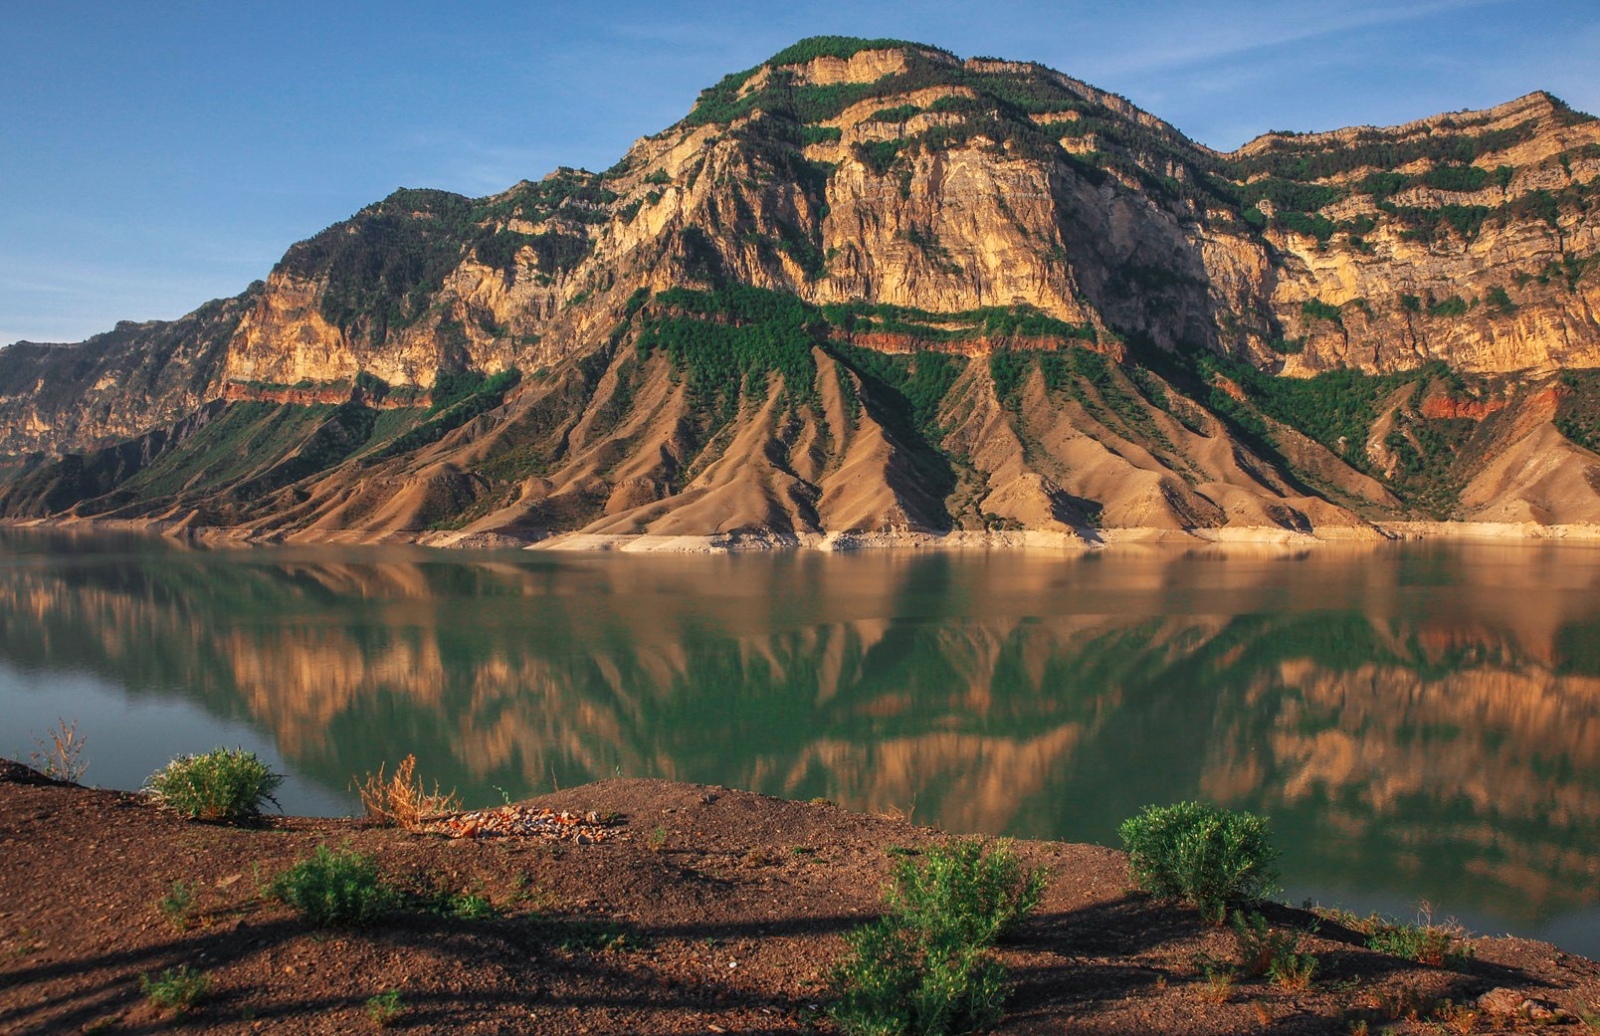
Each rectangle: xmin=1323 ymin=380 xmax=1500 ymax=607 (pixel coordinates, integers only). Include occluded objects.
xmin=830 ymin=839 xmax=1046 ymax=1036
xmin=1119 ymin=802 xmax=1279 ymax=923
xmin=145 ymin=748 xmax=282 ymax=823
xmin=271 ymin=845 xmax=398 ymax=927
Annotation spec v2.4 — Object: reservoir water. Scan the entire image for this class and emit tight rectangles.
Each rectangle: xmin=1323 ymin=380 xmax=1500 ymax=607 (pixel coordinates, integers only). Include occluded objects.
xmin=2 ymin=530 xmax=1597 ymax=955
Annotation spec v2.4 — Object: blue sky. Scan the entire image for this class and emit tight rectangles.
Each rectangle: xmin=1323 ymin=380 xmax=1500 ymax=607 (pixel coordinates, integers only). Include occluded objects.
xmin=3 ymin=0 xmax=1596 ymax=346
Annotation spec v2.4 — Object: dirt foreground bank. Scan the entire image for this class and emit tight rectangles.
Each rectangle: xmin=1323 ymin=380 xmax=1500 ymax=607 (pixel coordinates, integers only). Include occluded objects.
xmin=2 ymin=763 xmax=1597 ymax=1035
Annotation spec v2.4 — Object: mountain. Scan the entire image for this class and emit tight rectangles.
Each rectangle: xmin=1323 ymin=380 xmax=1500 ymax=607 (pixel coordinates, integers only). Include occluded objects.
xmin=3 ymin=36 xmax=1599 ymax=546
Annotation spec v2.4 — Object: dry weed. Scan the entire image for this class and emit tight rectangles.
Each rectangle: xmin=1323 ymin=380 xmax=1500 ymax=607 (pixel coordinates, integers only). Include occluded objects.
xmin=1375 ymin=984 xmax=1430 ymax=1021
xmin=355 ymin=755 xmax=459 ymax=829
xmin=1198 ymin=971 xmax=1235 ymax=1004
xmin=31 ymin=717 xmax=87 ymax=782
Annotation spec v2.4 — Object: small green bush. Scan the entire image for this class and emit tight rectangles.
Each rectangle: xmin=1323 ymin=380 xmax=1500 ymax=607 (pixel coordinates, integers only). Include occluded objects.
xmin=141 ymin=965 xmax=210 ymax=1014
xmin=366 ymin=990 xmax=406 ymax=1028
xmin=1301 ymin=298 xmax=1344 ymax=325
xmin=1231 ymin=910 xmax=1292 ymax=977
xmin=157 ymin=880 xmax=197 ymax=930
xmin=1268 ymin=945 xmax=1318 ymax=989
xmin=445 ymin=892 xmax=496 ymax=920
xmin=833 ymin=920 xmax=1009 ymax=1036
xmin=1365 ymin=917 xmax=1475 ymax=968
xmin=1119 ymin=802 xmax=1279 ymax=922
xmin=413 ymin=883 xmax=497 ymax=920
xmin=830 ymin=839 xmax=1046 ymax=1036
xmin=270 ymin=845 xmax=396 ymax=927
xmin=1231 ymin=911 xmax=1317 ymax=988
xmin=1485 ymin=285 xmax=1517 ymax=314
xmin=145 ymin=748 xmax=283 ymax=822
xmin=882 ymin=839 xmax=1046 ymax=948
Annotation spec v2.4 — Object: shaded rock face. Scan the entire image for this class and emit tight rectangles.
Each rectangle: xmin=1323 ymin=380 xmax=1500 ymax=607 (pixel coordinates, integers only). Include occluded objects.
xmin=0 ymin=290 xmax=256 ymax=456
xmin=2 ymin=37 xmax=1600 ymax=539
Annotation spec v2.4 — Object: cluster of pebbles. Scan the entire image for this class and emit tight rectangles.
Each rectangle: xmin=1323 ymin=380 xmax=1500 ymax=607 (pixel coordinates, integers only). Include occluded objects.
xmin=421 ymin=805 xmax=617 ymax=843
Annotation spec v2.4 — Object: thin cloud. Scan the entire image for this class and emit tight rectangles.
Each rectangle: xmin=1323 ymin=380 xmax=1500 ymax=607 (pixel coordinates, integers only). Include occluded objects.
xmin=0 ymin=257 xmax=242 ymax=344
xmin=605 ymin=19 xmax=750 ymax=51
xmin=1071 ymin=0 xmax=1513 ymax=78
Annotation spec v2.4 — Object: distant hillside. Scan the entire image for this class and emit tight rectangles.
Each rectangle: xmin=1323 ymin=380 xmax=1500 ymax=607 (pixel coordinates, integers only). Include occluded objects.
xmin=3 ymin=35 xmax=1599 ymax=544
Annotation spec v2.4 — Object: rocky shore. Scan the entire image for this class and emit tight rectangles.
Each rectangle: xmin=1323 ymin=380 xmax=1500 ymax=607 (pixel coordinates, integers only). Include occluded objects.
xmin=15 ymin=513 xmax=1600 ymax=554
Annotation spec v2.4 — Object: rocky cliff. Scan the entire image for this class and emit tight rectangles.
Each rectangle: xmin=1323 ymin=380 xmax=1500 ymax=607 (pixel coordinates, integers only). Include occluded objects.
xmin=3 ymin=35 xmax=1600 ymax=541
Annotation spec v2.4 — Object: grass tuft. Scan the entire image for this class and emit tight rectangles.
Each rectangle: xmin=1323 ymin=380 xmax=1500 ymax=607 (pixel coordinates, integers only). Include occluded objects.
xmin=366 ymin=990 xmax=406 ymax=1028
xmin=30 ymin=717 xmax=88 ymax=783
xmin=1364 ymin=912 xmax=1474 ymax=968
xmin=157 ymin=880 xmax=198 ymax=931
xmin=547 ymin=919 xmax=635 ymax=953
xmin=1199 ymin=969 xmax=1235 ymax=1003
xmin=1318 ymin=904 xmax=1476 ymax=968
xmin=439 ymin=891 xmax=496 ymax=921
xmin=141 ymin=965 xmax=210 ymax=1014
xmin=1231 ymin=911 xmax=1319 ymax=988
xmin=1268 ymin=944 xmax=1318 ymax=990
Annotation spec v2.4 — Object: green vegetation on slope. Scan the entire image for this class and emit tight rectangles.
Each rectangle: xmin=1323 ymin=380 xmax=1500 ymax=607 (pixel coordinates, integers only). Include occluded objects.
xmin=636 ymin=285 xmax=822 ymax=427
xmin=829 ymin=343 xmax=965 ymax=439
xmin=767 ymin=36 xmax=955 ymax=65
xmin=120 ymin=403 xmax=348 ymax=502
xmin=637 ymin=285 xmax=1084 ymax=439
xmin=821 ymin=300 xmax=1095 ymax=345
xmin=368 ymin=370 xmax=521 ymax=462
xmin=680 ymin=36 xmax=1209 ymax=202
xmin=1556 ymin=371 xmax=1600 ymax=451
xmin=1150 ymin=347 xmax=1408 ymax=467
xmin=276 ymin=171 xmax=611 ymax=341
xmin=1108 ymin=335 xmax=1485 ymax=517
xmin=1223 ymin=119 xmax=1540 ymax=182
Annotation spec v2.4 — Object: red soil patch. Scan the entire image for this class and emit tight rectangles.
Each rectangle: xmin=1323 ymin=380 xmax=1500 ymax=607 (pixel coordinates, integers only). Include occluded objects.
xmin=1419 ymin=396 xmax=1508 ymax=421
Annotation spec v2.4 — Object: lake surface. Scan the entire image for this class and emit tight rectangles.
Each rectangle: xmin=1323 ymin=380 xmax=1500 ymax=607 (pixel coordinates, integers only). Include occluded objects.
xmin=2 ymin=530 xmax=1598 ymax=955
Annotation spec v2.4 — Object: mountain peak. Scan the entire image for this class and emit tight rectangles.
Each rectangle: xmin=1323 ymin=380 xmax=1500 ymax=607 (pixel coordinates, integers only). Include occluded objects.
xmin=676 ymin=34 xmax=1185 ymax=154
xmin=761 ymin=35 xmax=957 ymax=68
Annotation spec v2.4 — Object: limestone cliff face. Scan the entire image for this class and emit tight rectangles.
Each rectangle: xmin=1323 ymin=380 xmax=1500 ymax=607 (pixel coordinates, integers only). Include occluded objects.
xmin=1214 ymin=93 xmax=1600 ymax=372
xmin=0 ymin=288 xmax=255 ymax=455
xmin=3 ymin=38 xmax=1600 ymax=538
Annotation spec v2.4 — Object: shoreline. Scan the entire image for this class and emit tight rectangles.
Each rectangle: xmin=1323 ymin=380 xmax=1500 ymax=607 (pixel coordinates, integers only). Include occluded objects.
xmin=9 ymin=515 xmax=1600 ymax=552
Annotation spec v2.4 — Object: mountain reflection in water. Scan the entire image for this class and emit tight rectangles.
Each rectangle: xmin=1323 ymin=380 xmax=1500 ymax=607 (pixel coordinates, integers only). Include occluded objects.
xmin=2 ymin=531 xmax=1598 ymax=952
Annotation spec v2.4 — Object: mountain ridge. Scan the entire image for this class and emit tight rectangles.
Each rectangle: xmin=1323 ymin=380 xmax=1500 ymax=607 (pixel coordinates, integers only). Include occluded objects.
xmin=2 ymin=36 xmax=1599 ymax=546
